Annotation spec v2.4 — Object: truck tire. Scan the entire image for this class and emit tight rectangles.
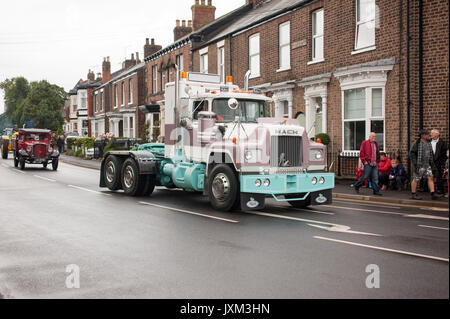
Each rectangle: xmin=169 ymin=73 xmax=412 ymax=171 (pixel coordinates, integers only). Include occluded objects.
xmin=208 ymin=164 xmax=240 ymax=211
xmin=19 ymin=156 xmax=25 ymax=170
xmin=43 ymin=161 xmax=48 ymax=169
xmin=104 ymin=155 xmax=123 ymax=191
xmin=121 ymin=158 xmax=145 ymax=196
xmin=1 ymin=143 xmax=8 ymax=159
xmin=52 ymin=159 xmax=58 ymax=171
xmin=141 ymin=175 xmax=156 ymax=196
xmin=285 ymin=194 xmax=311 ymax=208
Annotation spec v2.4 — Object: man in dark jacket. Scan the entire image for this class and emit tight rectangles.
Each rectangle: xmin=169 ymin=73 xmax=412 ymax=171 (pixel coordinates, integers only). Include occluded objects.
xmin=410 ymin=129 xmax=437 ymax=200
xmin=431 ymin=129 xmax=447 ymax=195
xmin=354 ymin=132 xmax=382 ymax=196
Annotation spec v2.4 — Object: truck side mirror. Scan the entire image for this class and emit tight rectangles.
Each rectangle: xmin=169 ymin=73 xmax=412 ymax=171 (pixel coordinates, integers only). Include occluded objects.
xmin=228 ymin=98 xmax=238 ymax=110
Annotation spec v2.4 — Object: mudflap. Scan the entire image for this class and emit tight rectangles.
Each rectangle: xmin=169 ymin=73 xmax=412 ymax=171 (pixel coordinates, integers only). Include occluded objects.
xmin=310 ymin=189 xmax=333 ymax=205
xmin=240 ymin=193 xmax=265 ymax=211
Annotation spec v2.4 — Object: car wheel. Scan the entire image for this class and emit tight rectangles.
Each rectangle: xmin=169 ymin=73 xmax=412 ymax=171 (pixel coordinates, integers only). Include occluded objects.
xmin=1 ymin=143 xmax=8 ymax=159
xmin=52 ymin=159 xmax=58 ymax=171
xmin=14 ymin=153 xmax=19 ymax=167
xmin=103 ymin=155 xmax=123 ymax=191
xmin=19 ymin=156 xmax=25 ymax=170
xmin=208 ymin=164 xmax=240 ymax=211
xmin=121 ymin=158 xmax=144 ymax=196
xmin=285 ymin=194 xmax=311 ymax=208
xmin=43 ymin=161 xmax=48 ymax=169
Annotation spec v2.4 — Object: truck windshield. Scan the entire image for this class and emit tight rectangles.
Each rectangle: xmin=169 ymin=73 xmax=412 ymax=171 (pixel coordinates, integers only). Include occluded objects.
xmin=212 ymin=99 xmax=267 ymax=123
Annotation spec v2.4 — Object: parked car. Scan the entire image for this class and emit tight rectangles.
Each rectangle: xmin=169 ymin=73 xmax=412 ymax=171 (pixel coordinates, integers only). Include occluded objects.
xmin=11 ymin=129 xmax=60 ymax=170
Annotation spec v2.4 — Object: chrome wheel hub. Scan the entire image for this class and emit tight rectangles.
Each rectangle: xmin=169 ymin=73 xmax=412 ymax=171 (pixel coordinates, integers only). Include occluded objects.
xmin=123 ymin=166 xmax=135 ymax=189
xmin=212 ymin=173 xmax=230 ymax=201
xmin=105 ymin=161 xmax=116 ymax=183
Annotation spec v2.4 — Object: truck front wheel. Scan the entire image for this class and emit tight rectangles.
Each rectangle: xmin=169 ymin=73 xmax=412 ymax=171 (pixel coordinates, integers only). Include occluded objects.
xmin=208 ymin=164 xmax=240 ymax=211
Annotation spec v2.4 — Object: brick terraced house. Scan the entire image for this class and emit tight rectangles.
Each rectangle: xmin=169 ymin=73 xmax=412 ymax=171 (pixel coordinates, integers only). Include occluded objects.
xmin=190 ymin=0 xmax=449 ymax=174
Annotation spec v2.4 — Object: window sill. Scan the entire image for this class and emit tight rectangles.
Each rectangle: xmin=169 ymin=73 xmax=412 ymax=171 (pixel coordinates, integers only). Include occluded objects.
xmin=351 ymin=46 xmax=376 ymax=55
xmin=249 ymin=74 xmax=260 ymax=79
xmin=276 ymin=67 xmax=291 ymax=73
xmin=307 ymin=59 xmax=325 ymax=65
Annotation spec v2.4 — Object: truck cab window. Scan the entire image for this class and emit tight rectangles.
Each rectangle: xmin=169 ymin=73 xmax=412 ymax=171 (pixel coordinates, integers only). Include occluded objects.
xmin=193 ymin=100 xmax=209 ymax=120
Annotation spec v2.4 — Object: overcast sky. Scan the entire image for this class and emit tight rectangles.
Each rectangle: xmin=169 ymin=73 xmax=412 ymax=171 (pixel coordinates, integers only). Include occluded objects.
xmin=0 ymin=0 xmax=244 ymax=114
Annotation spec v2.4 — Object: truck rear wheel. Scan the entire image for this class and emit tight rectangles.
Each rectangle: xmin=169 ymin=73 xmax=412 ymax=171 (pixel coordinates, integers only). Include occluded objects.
xmin=141 ymin=175 xmax=156 ymax=196
xmin=208 ymin=164 xmax=240 ymax=211
xmin=285 ymin=194 xmax=311 ymax=208
xmin=104 ymin=155 xmax=123 ymax=191
xmin=121 ymin=158 xmax=145 ymax=196
xmin=1 ymin=143 xmax=8 ymax=159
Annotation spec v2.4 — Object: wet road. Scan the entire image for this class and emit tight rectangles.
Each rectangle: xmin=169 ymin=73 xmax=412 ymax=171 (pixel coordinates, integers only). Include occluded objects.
xmin=0 ymin=157 xmax=448 ymax=298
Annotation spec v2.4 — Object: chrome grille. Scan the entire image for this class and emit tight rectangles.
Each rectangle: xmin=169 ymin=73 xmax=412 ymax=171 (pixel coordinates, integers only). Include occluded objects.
xmin=270 ymin=136 xmax=302 ymax=167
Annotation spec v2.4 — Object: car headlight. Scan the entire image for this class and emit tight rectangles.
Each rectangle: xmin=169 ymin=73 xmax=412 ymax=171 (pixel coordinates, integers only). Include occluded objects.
xmin=312 ymin=177 xmax=318 ymax=185
xmin=48 ymin=146 xmax=53 ymax=153
xmin=264 ymin=179 xmax=270 ymax=187
xmin=27 ymin=145 xmax=32 ymax=153
xmin=255 ymin=179 xmax=262 ymax=187
xmin=319 ymin=177 xmax=325 ymax=184
xmin=310 ymin=149 xmax=323 ymax=161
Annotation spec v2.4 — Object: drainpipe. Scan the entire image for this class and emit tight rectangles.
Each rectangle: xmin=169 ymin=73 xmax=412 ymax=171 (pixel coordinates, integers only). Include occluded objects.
xmin=418 ymin=0 xmax=424 ymax=130
xmin=406 ymin=0 xmax=411 ymax=172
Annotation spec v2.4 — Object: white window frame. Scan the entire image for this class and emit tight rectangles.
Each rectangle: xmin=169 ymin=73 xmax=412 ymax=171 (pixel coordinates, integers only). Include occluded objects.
xmin=177 ymin=54 xmax=184 ymax=73
xmin=311 ymin=9 xmax=324 ymax=63
xmin=200 ymin=53 xmax=208 ymax=74
xmin=94 ymin=92 xmax=98 ymax=113
xmin=152 ymin=65 xmax=158 ymax=93
xmin=128 ymin=78 xmax=133 ymax=105
xmin=278 ymin=21 xmax=291 ymax=71
xmin=249 ymin=33 xmax=260 ymax=78
xmin=341 ymin=87 xmax=385 ymax=152
xmin=354 ymin=0 xmax=376 ymax=51
xmin=100 ymin=89 xmax=104 ymax=112
xmin=218 ymin=45 xmax=225 ymax=83
xmin=114 ymin=85 xmax=118 ymax=108
xmin=121 ymin=82 xmax=125 ymax=106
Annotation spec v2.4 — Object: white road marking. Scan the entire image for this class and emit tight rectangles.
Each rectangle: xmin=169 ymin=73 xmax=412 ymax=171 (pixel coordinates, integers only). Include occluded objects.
xmin=328 ymin=202 xmax=401 ymax=210
xmin=404 ymin=214 xmax=448 ymax=221
xmin=244 ymin=211 xmax=382 ymax=236
xmin=13 ymin=169 xmax=25 ymax=174
xmin=418 ymin=225 xmax=449 ymax=231
xmin=139 ymin=201 xmax=239 ymax=224
xmin=33 ymin=175 xmax=56 ymax=182
xmin=274 ymin=206 xmax=335 ymax=215
xmin=421 ymin=207 xmax=449 ymax=212
xmin=322 ymin=205 xmax=404 ymax=216
xmin=314 ymin=236 xmax=449 ymax=263
xmin=68 ymin=185 xmax=111 ymax=196
xmin=324 ymin=204 xmax=449 ymax=221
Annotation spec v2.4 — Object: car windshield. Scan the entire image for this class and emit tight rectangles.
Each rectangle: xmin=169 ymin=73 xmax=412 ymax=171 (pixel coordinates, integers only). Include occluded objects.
xmin=25 ymin=133 xmax=49 ymax=141
xmin=212 ymin=99 xmax=268 ymax=123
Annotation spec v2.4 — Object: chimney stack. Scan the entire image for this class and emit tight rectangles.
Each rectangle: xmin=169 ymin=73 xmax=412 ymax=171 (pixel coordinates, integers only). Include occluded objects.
xmin=245 ymin=0 xmax=266 ymax=8
xmin=173 ymin=18 xmax=193 ymax=41
xmin=144 ymin=38 xmax=163 ymax=58
xmin=136 ymin=52 xmax=140 ymax=63
xmin=87 ymin=69 xmax=95 ymax=82
xmin=102 ymin=57 xmax=111 ymax=84
xmin=191 ymin=0 xmax=216 ymax=31
xmin=96 ymin=73 xmax=102 ymax=81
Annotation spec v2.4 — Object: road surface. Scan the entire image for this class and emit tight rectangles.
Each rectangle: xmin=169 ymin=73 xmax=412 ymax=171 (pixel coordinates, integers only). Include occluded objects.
xmin=0 ymin=157 xmax=448 ymax=298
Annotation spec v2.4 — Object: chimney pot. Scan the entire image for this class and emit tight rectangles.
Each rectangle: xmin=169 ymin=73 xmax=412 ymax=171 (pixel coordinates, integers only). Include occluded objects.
xmin=188 ymin=20 xmax=192 ymax=28
xmin=176 ymin=19 xmax=180 ymax=27
xmin=201 ymin=0 xmax=205 ymax=5
xmin=146 ymin=38 xmax=150 ymax=45
xmin=151 ymin=38 xmax=155 ymax=45
xmin=182 ymin=20 xmax=186 ymax=27
xmin=208 ymin=0 xmax=212 ymax=5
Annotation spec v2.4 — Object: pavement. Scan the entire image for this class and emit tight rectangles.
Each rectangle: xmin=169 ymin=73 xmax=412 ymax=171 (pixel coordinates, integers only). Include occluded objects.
xmin=0 ymin=154 xmax=449 ymax=299
xmin=60 ymin=154 xmax=449 ymax=209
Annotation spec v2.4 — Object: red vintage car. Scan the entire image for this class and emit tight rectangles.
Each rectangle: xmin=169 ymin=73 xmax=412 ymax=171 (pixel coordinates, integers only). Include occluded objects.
xmin=11 ymin=129 xmax=60 ymax=170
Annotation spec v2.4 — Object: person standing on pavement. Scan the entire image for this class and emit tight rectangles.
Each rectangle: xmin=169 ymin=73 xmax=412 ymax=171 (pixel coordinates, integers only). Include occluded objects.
xmin=430 ymin=129 xmax=447 ymax=195
xmin=444 ymin=149 xmax=449 ymax=199
xmin=409 ymin=129 xmax=437 ymax=200
xmin=56 ymin=135 xmax=64 ymax=154
xmin=378 ymin=152 xmax=392 ymax=191
xmin=354 ymin=132 xmax=382 ymax=196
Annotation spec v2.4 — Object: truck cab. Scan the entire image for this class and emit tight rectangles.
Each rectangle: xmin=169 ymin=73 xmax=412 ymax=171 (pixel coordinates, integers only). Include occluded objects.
xmin=100 ymin=71 xmax=334 ymax=212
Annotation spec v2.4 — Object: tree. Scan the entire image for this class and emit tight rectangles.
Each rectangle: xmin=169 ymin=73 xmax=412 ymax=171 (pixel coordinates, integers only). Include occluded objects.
xmin=0 ymin=77 xmax=30 ymax=119
xmin=3 ymin=79 xmax=67 ymax=131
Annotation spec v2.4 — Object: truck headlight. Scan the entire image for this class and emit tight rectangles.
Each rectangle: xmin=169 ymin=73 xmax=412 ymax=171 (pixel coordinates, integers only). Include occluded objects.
xmin=319 ymin=177 xmax=325 ymax=184
xmin=27 ymin=145 xmax=32 ymax=153
xmin=263 ymin=179 xmax=270 ymax=187
xmin=255 ymin=179 xmax=262 ymax=187
xmin=312 ymin=177 xmax=318 ymax=185
xmin=48 ymin=146 xmax=53 ymax=153
xmin=310 ymin=149 xmax=323 ymax=161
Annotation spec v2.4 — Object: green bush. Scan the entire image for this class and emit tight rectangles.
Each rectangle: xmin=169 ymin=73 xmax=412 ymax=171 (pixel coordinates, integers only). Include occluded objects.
xmin=315 ymin=133 xmax=331 ymax=146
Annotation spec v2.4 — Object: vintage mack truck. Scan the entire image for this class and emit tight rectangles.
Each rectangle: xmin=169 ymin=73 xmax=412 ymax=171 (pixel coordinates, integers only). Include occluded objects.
xmin=99 ymin=70 xmax=334 ymax=211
